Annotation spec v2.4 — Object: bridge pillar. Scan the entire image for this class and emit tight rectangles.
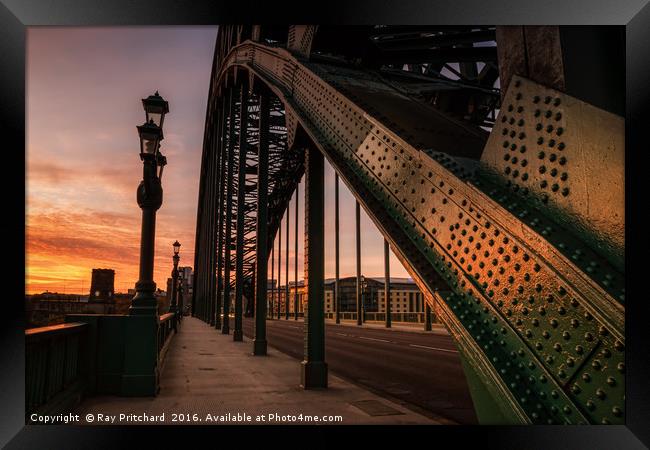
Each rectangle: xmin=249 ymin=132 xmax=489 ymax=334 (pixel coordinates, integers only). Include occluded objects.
xmin=212 ymin=94 xmax=227 ymax=328
xmin=270 ymin=245 xmax=275 ymax=319
xmin=253 ymin=90 xmax=270 ymax=356
xmin=201 ymin=100 xmax=218 ymax=324
xmin=355 ymin=201 xmax=362 ymax=326
xmin=294 ymin=184 xmax=299 ymax=320
xmin=334 ymin=174 xmax=340 ymax=324
xmin=233 ymin=80 xmax=249 ymax=342
xmin=301 ymin=145 xmax=328 ymax=389
xmin=277 ymin=217 xmax=282 ymax=320
xmin=384 ymin=239 xmax=391 ymax=328
xmin=285 ymin=207 xmax=290 ymax=320
xmin=222 ymin=87 xmax=237 ymax=335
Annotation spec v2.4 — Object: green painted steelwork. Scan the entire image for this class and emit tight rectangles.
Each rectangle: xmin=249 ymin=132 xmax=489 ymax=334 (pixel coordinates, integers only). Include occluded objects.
xmin=211 ymin=40 xmax=625 ymax=424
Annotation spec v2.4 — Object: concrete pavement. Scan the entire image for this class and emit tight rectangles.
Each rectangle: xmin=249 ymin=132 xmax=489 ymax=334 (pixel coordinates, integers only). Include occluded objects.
xmin=73 ymin=317 xmax=440 ymax=425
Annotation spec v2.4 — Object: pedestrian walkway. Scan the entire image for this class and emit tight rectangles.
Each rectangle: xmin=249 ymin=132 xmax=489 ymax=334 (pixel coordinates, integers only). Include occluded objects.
xmin=73 ymin=317 xmax=439 ymax=425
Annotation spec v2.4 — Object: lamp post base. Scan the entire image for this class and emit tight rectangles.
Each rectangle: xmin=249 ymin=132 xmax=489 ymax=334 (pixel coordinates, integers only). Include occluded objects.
xmin=233 ymin=329 xmax=243 ymax=341
xmin=300 ymin=361 xmax=328 ymax=389
xmin=121 ymin=314 xmax=159 ymax=396
xmin=130 ymin=281 xmax=159 ymax=316
xmin=253 ymin=339 xmax=267 ymax=356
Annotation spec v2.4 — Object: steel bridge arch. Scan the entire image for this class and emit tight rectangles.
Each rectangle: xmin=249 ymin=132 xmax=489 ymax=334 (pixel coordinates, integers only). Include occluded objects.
xmin=196 ymin=29 xmax=625 ymax=425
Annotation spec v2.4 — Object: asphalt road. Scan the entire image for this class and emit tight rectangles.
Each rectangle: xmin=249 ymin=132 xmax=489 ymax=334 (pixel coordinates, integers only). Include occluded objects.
xmin=230 ymin=317 xmax=477 ymax=424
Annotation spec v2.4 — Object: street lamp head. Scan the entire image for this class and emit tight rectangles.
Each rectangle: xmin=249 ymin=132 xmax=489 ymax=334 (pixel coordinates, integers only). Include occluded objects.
xmin=142 ymin=91 xmax=169 ymax=130
xmin=137 ymin=119 xmax=163 ymax=159
xmin=173 ymin=240 xmax=181 ymax=255
xmin=157 ymin=151 xmax=167 ymax=180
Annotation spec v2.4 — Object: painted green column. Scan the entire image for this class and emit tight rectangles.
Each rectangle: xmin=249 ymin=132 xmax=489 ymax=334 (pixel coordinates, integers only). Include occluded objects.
xmin=384 ymin=239 xmax=391 ymax=328
xmin=233 ymin=81 xmax=248 ymax=342
xmin=277 ymin=216 xmax=282 ymax=320
xmin=285 ymin=207 xmax=290 ymax=320
xmin=355 ymin=201 xmax=362 ymax=326
xmin=222 ymin=86 xmax=237 ymax=335
xmin=210 ymin=93 xmax=230 ymax=329
xmin=253 ymin=90 xmax=270 ymax=356
xmin=335 ymin=173 xmax=340 ymax=324
xmin=294 ymin=184 xmax=299 ymax=320
xmin=301 ymin=145 xmax=328 ymax=389
xmin=270 ymin=245 xmax=275 ymax=319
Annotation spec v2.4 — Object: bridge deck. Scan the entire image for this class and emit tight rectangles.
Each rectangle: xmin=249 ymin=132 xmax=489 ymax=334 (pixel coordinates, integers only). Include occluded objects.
xmin=73 ymin=317 xmax=439 ymax=425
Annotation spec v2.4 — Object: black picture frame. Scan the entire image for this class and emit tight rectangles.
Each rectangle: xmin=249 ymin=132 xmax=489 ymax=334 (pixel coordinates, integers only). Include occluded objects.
xmin=2 ymin=1 xmax=648 ymax=448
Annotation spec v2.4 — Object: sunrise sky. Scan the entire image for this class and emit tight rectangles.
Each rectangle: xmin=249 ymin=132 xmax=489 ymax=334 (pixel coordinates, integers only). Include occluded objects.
xmin=26 ymin=26 xmax=409 ymax=295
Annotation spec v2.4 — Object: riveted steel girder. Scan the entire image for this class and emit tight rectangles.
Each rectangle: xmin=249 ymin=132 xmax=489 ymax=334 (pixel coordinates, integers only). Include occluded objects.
xmin=213 ymin=40 xmax=625 ymax=425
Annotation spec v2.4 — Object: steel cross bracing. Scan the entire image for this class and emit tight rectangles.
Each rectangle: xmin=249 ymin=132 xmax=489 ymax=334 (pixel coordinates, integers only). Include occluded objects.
xmin=219 ymin=90 xmax=303 ymax=316
xmin=222 ymin=94 xmax=240 ymax=322
xmin=211 ymin=41 xmax=625 ymax=425
xmin=241 ymin=92 xmax=260 ymax=314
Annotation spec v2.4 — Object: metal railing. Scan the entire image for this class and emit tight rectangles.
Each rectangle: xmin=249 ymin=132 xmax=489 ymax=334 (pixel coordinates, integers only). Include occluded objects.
xmin=25 ymin=322 xmax=88 ymax=417
xmin=325 ymin=311 xmax=436 ymax=324
xmin=158 ymin=313 xmax=176 ymax=357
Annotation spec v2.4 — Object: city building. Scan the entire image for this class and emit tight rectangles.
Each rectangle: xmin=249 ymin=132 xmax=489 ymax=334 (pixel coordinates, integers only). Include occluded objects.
xmin=88 ymin=268 xmax=115 ymax=302
xmin=268 ymin=276 xmax=429 ymax=316
xmin=25 ymin=268 xmax=170 ymax=327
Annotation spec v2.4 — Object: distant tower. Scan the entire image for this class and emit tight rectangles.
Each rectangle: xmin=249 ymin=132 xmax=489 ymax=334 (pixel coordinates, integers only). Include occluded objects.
xmin=89 ymin=269 xmax=115 ymax=303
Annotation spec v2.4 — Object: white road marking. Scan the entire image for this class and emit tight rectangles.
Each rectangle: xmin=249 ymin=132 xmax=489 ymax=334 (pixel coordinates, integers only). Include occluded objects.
xmin=359 ymin=336 xmax=391 ymax=343
xmin=409 ymin=344 xmax=458 ymax=353
xmin=335 ymin=332 xmax=348 ymax=336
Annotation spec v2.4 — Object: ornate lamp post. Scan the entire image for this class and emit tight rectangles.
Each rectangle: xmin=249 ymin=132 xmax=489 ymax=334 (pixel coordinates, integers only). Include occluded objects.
xmin=130 ymin=92 xmax=169 ymax=316
xmin=121 ymin=91 xmax=170 ymax=397
xmin=170 ymin=240 xmax=181 ymax=323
